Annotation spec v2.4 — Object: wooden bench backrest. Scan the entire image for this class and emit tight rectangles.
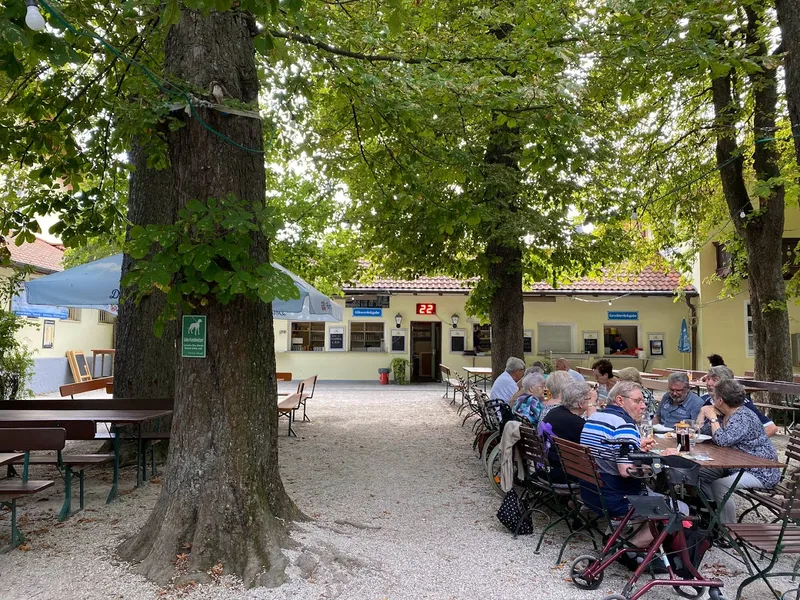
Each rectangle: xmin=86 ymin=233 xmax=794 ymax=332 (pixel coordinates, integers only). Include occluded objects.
xmin=743 ymin=379 xmax=800 ymax=396
xmin=439 ymin=364 xmax=451 ymax=377
xmin=278 ymin=382 xmax=305 ymax=410
xmin=0 ymin=427 xmax=66 ymax=451
xmin=0 ymin=397 xmax=174 ymax=411
xmin=553 ymin=438 xmax=603 ymax=487
xmin=299 ymin=375 xmax=317 ymax=397
xmin=517 ymin=425 xmax=548 ymax=476
xmin=0 ymin=420 xmax=99 ymax=441
xmin=59 ymin=376 xmax=114 ymax=398
xmin=276 ymin=372 xmax=292 ymax=382
xmin=641 ymin=377 xmax=671 ymax=392
xmin=575 ymin=366 xmax=595 ymax=379
xmin=651 ymin=368 xmax=673 ymax=377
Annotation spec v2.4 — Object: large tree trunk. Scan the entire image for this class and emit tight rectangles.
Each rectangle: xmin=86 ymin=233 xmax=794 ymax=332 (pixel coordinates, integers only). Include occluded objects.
xmin=118 ymin=9 xmax=300 ymax=586
xmin=483 ymin=113 xmax=524 ymax=379
xmin=711 ymin=8 xmax=793 ymax=395
xmin=487 ymin=240 xmax=524 ymax=379
xmin=115 ymin=141 xmax=176 ymax=400
xmin=776 ymin=0 xmax=800 ymax=168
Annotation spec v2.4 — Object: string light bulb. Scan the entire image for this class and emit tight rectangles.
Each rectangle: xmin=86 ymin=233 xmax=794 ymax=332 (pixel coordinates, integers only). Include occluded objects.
xmin=25 ymin=0 xmax=46 ymax=31
xmin=608 ymin=301 xmax=612 ymax=306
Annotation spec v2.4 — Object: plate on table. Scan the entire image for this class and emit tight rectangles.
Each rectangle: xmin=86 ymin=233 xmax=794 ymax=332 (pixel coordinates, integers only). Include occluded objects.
xmin=653 ymin=424 xmax=672 ymax=434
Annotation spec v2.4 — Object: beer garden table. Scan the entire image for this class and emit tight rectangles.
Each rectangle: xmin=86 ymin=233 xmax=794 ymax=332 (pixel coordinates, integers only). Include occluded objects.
xmin=463 ymin=367 xmax=492 ymax=391
xmin=654 ymin=436 xmax=783 ymax=562
xmin=0 ymin=409 xmax=172 ymax=502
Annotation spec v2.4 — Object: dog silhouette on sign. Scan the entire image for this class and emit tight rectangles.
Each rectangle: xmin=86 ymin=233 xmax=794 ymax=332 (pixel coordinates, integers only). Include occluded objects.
xmin=188 ymin=318 xmax=202 ymax=336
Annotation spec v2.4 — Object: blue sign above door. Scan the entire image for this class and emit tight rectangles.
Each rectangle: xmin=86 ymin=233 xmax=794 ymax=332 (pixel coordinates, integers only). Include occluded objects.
xmin=353 ymin=308 xmax=383 ymax=317
xmin=608 ymin=311 xmax=638 ymax=321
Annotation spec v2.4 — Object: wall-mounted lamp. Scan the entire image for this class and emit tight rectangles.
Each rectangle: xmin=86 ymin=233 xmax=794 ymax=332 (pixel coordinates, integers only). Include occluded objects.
xmin=395 ymin=313 xmax=403 ymax=327
xmin=25 ymin=0 xmax=46 ymax=31
xmin=451 ymin=314 xmax=459 ymax=327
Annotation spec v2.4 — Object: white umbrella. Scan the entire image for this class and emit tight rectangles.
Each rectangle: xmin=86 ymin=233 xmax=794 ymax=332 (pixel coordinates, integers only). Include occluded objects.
xmin=24 ymin=253 xmax=342 ymax=322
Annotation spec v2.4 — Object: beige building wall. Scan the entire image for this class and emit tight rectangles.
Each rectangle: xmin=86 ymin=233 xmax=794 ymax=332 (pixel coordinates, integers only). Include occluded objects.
xmin=274 ymin=293 xmax=693 ymax=381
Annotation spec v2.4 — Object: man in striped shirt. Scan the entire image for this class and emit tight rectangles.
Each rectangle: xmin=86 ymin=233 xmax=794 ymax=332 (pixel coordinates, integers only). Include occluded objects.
xmin=579 ymin=380 xmax=655 ymax=517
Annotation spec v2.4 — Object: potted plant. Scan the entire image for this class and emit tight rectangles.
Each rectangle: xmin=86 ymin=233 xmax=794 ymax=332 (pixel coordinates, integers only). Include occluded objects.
xmin=390 ymin=357 xmax=410 ymax=385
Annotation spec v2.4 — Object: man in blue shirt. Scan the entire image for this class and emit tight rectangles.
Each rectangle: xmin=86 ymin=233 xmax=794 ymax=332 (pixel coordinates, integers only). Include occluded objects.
xmin=555 ymin=357 xmax=585 ymax=382
xmin=610 ymin=334 xmax=628 ymax=353
xmin=698 ymin=365 xmax=777 ymax=437
xmin=654 ymin=372 xmax=703 ymax=428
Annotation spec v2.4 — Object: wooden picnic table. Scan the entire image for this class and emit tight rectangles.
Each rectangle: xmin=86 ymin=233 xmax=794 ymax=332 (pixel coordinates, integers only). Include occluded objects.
xmin=463 ymin=366 xmax=492 ymax=391
xmin=0 ymin=409 xmax=172 ymax=502
xmin=654 ymin=436 xmax=782 ymax=548
xmin=614 ymin=370 xmax=663 ymax=379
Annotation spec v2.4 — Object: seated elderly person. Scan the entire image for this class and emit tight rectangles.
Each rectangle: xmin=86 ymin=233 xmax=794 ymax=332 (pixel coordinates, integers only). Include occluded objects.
xmin=489 ymin=357 xmax=525 ymax=404
xmin=538 ymin=380 xmax=597 ymax=483
xmin=512 ymin=371 xmax=557 ymax=427
xmin=555 ymin=357 xmax=585 ymax=382
xmin=581 ymin=381 xmax=685 ymax=572
xmin=698 ymin=365 xmax=777 ymax=437
xmin=616 ymin=367 xmax=657 ymax=421
xmin=653 ymin=372 xmax=703 ymax=428
xmin=545 ymin=370 xmax=574 ymax=404
xmin=591 ymin=358 xmax=615 ymax=404
xmin=697 ymin=379 xmax=781 ymax=524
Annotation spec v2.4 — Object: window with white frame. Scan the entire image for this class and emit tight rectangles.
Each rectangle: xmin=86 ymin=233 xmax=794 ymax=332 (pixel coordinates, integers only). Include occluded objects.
xmin=67 ymin=307 xmax=82 ymax=322
xmin=98 ymin=310 xmax=116 ymax=324
xmin=745 ymin=302 xmax=754 ymax=356
xmin=537 ymin=323 xmax=574 ymax=353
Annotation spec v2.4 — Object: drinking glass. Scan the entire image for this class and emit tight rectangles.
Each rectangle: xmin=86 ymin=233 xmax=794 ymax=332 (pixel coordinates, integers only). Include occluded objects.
xmin=639 ymin=422 xmax=654 ymax=442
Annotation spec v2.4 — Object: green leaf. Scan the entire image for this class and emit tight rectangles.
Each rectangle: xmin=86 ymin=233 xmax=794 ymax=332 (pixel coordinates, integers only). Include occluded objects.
xmin=163 ymin=0 xmax=181 ymax=27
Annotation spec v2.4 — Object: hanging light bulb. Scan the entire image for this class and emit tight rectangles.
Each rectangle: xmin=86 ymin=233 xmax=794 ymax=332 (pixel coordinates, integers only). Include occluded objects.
xmin=608 ymin=301 xmax=612 ymax=306
xmin=25 ymin=0 xmax=46 ymax=31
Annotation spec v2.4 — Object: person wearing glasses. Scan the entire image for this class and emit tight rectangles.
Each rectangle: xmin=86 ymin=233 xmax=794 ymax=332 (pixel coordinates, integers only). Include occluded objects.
xmin=580 ymin=380 xmax=680 ymax=572
xmin=653 ymin=372 xmax=703 ymax=428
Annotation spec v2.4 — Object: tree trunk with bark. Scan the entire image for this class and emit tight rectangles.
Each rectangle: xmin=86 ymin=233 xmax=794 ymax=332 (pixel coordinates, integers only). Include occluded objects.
xmin=118 ymin=9 xmax=300 ymax=587
xmin=710 ymin=8 xmax=793 ymax=394
xmin=483 ymin=114 xmax=524 ymax=380
xmin=776 ymin=0 xmax=800 ymax=167
xmin=487 ymin=240 xmax=524 ymax=379
xmin=115 ymin=141 xmax=176 ymax=401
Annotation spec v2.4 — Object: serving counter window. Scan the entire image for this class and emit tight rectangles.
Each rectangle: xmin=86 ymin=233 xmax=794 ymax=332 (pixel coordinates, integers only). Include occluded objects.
xmin=350 ymin=322 xmax=385 ymax=352
xmin=290 ymin=322 xmax=325 ymax=351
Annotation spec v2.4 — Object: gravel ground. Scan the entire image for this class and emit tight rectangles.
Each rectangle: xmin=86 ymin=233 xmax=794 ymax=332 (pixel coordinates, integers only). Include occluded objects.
xmin=0 ymin=382 xmax=797 ymax=600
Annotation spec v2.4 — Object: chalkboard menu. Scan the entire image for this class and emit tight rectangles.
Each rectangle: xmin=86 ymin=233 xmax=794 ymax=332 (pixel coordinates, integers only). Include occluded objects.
xmin=329 ymin=326 xmax=345 ymax=351
xmin=391 ymin=334 xmax=406 ymax=352
xmin=523 ymin=330 xmax=533 ymax=354
xmin=583 ymin=337 xmax=598 ymax=354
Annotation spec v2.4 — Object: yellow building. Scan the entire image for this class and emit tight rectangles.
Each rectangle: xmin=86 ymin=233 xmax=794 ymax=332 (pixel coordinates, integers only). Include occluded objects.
xmin=5 ymin=238 xmax=115 ymax=393
xmin=693 ymin=209 xmax=800 ymax=376
xmin=274 ymin=268 xmax=697 ymax=382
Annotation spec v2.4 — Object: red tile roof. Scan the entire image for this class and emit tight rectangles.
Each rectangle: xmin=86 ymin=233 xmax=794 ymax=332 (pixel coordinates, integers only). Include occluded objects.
xmin=345 ymin=267 xmax=695 ymax=295
xmin=6 ymin=236 xmax=64 ymax=273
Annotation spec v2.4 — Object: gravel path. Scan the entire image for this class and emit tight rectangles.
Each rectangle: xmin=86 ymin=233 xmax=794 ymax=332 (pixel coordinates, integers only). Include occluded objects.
xmin=0 ymin=382 xmax=796 ymax=599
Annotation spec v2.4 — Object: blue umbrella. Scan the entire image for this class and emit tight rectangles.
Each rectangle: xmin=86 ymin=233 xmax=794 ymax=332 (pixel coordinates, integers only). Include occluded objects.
xmin=678 ymin=318 xmax=691 ymax=353
xmin=24 ymin=254 xmax=343 ymax=322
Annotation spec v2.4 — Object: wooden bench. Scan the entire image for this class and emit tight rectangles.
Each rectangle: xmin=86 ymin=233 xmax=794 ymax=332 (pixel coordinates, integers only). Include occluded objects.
xmin=0 ymin=428 xmax=60 ymax=551
xmin=297 ymin=375 xmax=317 ymax=423
xmin=641 ymin=377 xmax=671 ymax=392
xmin=277 ymin=382 xmax=304 ymax=437
xmin=277 ymin=371 xmax=292 ymax=397
xmin=575 ymin=366 xmax=595 ymax=379
xmin=59 ymin=377 xmax=114 ymax=398
xmin=439 ymin=364 xmax=465 ymax=404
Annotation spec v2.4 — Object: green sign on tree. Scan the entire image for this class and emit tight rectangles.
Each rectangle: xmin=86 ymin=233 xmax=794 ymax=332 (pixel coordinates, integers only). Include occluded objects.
xmin=181 ymin=315 xmax=207 ymax=359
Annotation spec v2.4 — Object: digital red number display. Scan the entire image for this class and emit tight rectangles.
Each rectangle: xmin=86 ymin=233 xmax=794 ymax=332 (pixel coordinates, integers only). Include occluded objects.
xmin=416 ymin=303 xmax=436 ymax=315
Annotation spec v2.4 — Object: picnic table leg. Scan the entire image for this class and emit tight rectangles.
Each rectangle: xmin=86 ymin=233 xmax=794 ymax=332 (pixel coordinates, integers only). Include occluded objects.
xmin=697 ymin=469 xmax=753 ymax=574
xmin=106 ymin=426 xmax=119 ymax=504
xmin=57 ymin=465 xmax=73 ymax=521
xmin=136 ymin=423 xmax=143 ymax=487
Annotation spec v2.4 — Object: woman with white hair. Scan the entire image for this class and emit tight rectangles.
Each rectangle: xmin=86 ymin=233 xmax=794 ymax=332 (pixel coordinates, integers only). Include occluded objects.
xmin=538 ymin=380 xmax=597 ymax=483
xmin=512 ymin=371 xmax=552 ymax=427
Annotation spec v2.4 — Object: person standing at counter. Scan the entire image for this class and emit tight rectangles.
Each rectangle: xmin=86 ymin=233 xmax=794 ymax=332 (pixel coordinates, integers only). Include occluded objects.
xmin=610 ymin=334 xmax=628 ymax=353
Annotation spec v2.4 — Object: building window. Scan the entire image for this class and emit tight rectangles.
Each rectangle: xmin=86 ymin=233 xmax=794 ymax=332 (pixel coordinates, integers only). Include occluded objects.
xmin=350 ymin=322 xmax=384 ymax=352
xmin=713 ymin=242 xmax=733 ymax=278
xmin=290 ymin=322 xmax=325 ymax=351
xmin=603 ymin=325 xmax=639 ymax=354
xmin=67 ymin=307 xmax=82 ymax=322
xmin=98 ymin=310 xmax=116 ymax=324
xmin=473 ymin=324 xmax=491 ymax=352
xmin=745 ymin=302 xmax=754 ymax=357
xmin=538 ymin=323 xmax=573 ymax=354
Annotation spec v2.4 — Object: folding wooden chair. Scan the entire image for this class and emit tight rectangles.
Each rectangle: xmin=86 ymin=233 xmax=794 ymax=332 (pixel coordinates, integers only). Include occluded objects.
xmin=725 ymin=472 xmax=800 ymax=600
